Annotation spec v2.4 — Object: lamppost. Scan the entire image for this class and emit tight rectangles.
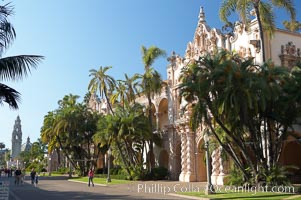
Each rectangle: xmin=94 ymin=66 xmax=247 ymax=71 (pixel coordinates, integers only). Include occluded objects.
xmin=204 ymin=131 xmax=215 ymax=195
xmin=107 ymin=147 xmax=111 ymax=183
xmin=48 ymin=157 xmax=51 ymax=176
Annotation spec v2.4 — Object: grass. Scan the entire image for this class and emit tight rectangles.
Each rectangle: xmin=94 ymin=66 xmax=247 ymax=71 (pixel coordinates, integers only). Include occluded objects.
xmin=70 ymin=176 xmax=132 ymax=185
xmin=38 ymin=172 xmax=67 ymax=176
xmin=178 ymin=191 xmax=301 ymax=200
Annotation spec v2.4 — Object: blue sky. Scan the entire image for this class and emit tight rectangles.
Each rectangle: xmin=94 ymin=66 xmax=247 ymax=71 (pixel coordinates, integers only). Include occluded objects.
xmin=1 ymin=0 xmax=300 ymax=149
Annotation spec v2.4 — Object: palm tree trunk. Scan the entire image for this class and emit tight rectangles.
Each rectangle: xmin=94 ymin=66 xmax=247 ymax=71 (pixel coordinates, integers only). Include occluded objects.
xmin=116 ymin=141 xmax=131 ymax=176
xmin=55 ymin=147 xmax=61 ymax=166
xmin=253 ymin=3 xmax=266 ymax=62
xmin=56 ymin=135 xmax=77 ymax=168
xmin=147 ymin=94 xmax=155 ymax=170
xmin=104 ymin=91 xmax=114 ymax=114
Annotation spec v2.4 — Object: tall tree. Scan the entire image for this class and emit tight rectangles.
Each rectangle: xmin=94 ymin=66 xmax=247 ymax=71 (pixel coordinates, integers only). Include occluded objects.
xmin=93 ymin=102 xmax=151 ymax=178
xmin=110 ymin=80 xmax=127 ymax=107
xmin=40 ymin=111 xmax=62 ymax=165
xmin=41 ymin=94 xmax=101 ymax=175
xmin=121 ymin=73 xmax=141 ymax=103
xmin=0 ymin=142 xmax=5 ymax=150
xmin=0 ymin=3 xmax=43 ymax=109
xmin=140 ymin=45 xmax=166 ymax=169
xmin=219 ymin=0 xmax=296 ymax=62
xmin=180 ymin=50 xmax=300 ymax=185
xmin=88 ymin=66 xmax=116 ymax=114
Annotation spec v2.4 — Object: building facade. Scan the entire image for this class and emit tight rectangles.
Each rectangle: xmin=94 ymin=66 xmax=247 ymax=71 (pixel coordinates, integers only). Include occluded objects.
xmin=89 ymin=6 xmax=301 ymax=184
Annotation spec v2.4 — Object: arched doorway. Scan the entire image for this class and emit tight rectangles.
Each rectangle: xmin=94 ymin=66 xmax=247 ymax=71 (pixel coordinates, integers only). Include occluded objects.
xmin=196 ymin=139 xmax=207 ymax=181
xmin=280 ymin=140 xmax=301 ymax=183
xmin=281 ymin=141 xmax=301 ymax=168
xmin=158 ymin=99 xmax=168 ymax=130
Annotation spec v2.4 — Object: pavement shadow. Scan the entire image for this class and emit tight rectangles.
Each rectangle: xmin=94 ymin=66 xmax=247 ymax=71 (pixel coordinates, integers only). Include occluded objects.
xmin=24 ymin=175 xmax=68 ymax=181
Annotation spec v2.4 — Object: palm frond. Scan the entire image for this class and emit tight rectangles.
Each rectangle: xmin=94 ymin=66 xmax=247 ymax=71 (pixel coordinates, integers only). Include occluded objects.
xmin=0 ymin=83 xmax=20 ymax=109
xmin=0 ymin=55 xmax=44 ymax=81
xmin=272 ymin=0 xmax=296 ymax=20
xmin=259 ymin=2 xmax=275 ymax=36
xmin=0 ymin=19 xmax=15 ymax=52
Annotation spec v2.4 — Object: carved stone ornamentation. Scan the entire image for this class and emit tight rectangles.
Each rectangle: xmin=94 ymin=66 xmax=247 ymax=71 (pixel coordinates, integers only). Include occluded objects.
xmin=209 ymin=30 xmax=218 ymax=53
xmin=279 ymin=41 xmax=301 ymax=68
xmin=185 ymin=42 xmax=193 ymax=59
xmin=211 ymin=148 xmax=220 ymax=176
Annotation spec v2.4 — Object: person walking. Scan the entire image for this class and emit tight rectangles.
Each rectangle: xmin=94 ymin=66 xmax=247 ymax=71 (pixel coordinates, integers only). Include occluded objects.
xmin=34 ymin=173 xmax=39 ymax=187
xmin=14 ymin=167 xmax=22 ymax=185
xmin=30 ymin=168 xmax=36 ymax=185
xmin=88 ymin=168 xmax=94 ymax=187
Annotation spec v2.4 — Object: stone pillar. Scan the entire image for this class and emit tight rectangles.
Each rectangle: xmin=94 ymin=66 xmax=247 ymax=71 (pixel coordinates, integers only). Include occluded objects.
xmin=217 ymin=146 xmax=226 ymax=185
xmin=225 ymin=34 xmax=231 ymax=51
xmin=155 ymin=112 xmax=160 ymax=130
xmin=211 ymin=148 xmax=220 ymax=185
xmin=184 ymin=130 xmax=196 ymax=181
xmin=167 ymin=125 xmax=176 ymax=180
xmin=179 ymin=130 xmax=187 ymax=182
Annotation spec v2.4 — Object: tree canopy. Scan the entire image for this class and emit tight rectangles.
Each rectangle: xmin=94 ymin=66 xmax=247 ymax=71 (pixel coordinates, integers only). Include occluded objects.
xmin=180 ymin=50 xmax=301 ymax=185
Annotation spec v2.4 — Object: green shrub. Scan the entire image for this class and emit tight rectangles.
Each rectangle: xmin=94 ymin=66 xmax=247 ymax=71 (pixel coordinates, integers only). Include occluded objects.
xmin=225 ymin=167 xmax=245 ymax=186
xmin=95 ymin=174 xmax=128 ymax=180
xmin=151 ymin=167 xmax=169 ymax=180
xmin=263 ymin=165 xmax=297 ymax=186
xmin=56 ymin=167 xmax=68 ymax=174
xmin=95 ymin=167 xmax=106 ymax=174
xmin=41 ymin=168 xmax=47 ymax=172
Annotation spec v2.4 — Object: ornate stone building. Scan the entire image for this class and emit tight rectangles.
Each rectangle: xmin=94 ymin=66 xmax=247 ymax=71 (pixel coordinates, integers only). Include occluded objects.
xmin=164 ymin=6 xmax=301 ymax=184
xmin=89 ymin=6 xmax=301 ymax=184
xmin=11 ymin=116 xmax=22 ymax=159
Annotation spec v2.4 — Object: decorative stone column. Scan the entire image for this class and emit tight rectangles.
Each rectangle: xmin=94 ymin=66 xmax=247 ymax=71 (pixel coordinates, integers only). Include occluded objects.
xmin=167 ymin=125 xmax=176 ymax=180
xmin=217 ymin=146 xmax=226 ymax=185
xmin=179 ymin=128 xmax=187 ymax=182
xmin=155 ymin=112 xmax=160 ymax=131
xmin=185 ymin=130 xmax=196 ymax=182
xmin=225 ymin=34 xmax=231 ymax=51
xmin=211 ymin=148 xmax=220 ymax=185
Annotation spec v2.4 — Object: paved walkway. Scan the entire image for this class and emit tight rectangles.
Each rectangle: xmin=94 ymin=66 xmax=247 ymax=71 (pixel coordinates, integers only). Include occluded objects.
xmin=4 ymin=176 xmax=301 ymax=199
xmin=3 ymin=175 xmax=208 ymax=200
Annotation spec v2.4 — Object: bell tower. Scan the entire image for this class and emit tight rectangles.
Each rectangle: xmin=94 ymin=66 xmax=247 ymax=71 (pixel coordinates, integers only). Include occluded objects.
xmin=11 ymin=116 xmax=22 ymax=159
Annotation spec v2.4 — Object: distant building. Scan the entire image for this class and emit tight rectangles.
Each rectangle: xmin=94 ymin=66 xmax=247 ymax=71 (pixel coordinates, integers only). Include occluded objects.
xmin=21 ymin=137 xmax=32 ymax=152
xmin=11 ymin=116 xmax=22 ymax=159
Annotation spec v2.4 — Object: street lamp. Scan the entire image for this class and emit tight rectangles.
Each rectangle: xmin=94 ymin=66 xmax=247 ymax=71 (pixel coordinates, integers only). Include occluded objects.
xmin=204 ymin=131 xmax=215 ymax=195
xmin=48 ymin=157 xmax=51 ymax=176
xmin=107 ymin=147 xmax=111 ymax=183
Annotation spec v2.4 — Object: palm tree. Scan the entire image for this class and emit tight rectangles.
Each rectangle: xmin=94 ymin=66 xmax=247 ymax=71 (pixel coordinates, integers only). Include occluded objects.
xmin=58 ymin=94 xmax=79 ymax=109
xmin=140 ymin=45 xmax=166 ymax=169
xmin=219 ymin=0 xmax=296 ymax=62
xmin=111 ymin=73 xmax=141 ymax=106
xmin=40 ymin=111 xmax=62 ymax=166
xmin=0 ymin=142 xmax=5 ymax=150
xmin=93 ymin=102 xmax=151 ymax=178
xmin=110 ymin=80 xmax=127 ymax=107
xmin=122 ymin=73 xmax=141 ymax=103
xmin=88 ymin=66 xmax=116 ymax=114
xmin=0 ymin=3 xmax=43 ymax=109
xmin=180 ymin=49 xmax=298 ymax=185
xmin=283 ymin=20 xmax=301 ymax=32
